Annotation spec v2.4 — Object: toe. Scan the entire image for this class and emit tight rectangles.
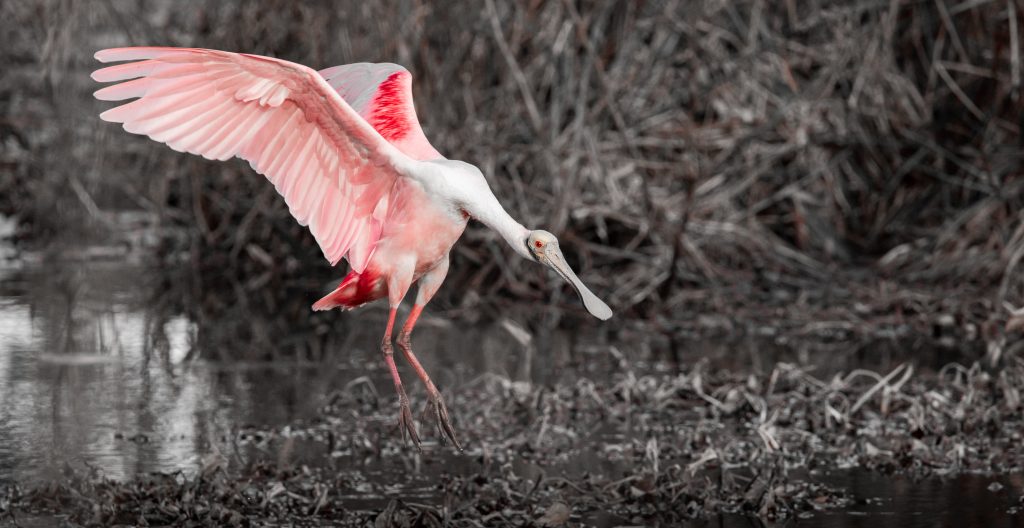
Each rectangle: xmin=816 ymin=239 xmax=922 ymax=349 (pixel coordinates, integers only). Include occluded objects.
xmin=398 ymin=395 xmax=420 ymax=448
xmin=433 ymin=396 xmax=462 ymax=451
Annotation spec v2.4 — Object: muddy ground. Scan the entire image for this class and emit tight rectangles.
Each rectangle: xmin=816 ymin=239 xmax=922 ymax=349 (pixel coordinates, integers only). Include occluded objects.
xmin=3 ymin=338 xmax=1022 ymax=526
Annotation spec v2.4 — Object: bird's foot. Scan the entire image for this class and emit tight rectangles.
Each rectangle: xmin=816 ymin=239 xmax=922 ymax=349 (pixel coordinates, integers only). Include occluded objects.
xmin=396 ymin=389 xmax=420 ymax=449
xmin=424 ymin=389 xmax=462 ymax=451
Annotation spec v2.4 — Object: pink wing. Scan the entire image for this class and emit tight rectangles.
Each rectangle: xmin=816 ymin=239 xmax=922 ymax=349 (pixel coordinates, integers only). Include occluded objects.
xmin=92 ymin=47 xmax=415 ymax=272
xmin=319 ymin=63 xmax=443 ymax=161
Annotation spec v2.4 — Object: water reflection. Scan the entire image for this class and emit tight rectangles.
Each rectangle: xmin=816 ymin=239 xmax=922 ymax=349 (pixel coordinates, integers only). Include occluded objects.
xmin=0 ymin=253 xmax=1018 ymax=526
xmin=0 ymin=255 xmax=576 ymax=483
xmin=0 ymin=259 xmax=327 ymax=482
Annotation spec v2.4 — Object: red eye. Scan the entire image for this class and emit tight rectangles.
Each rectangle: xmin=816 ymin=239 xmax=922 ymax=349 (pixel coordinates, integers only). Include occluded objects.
xmin=534 ymin=240 xmax=544 ymax=248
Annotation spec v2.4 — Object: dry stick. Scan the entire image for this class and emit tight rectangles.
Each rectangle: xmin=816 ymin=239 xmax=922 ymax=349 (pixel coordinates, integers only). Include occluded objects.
xmin=849 ymin=363 xmax=909 ymax=416
xmin=559 ymin=0 xmax=655 ymax=213
xmin=950 ymin=0 xmax=1002 ymax=15
xmin=998 ymin=213 xmax=1024 ymax=302
xmin=934 ymin=61 xmax=987 ymax=120
xmin=890 ymin=364 xmax=915 ymax=395
xmin=483 ymin=0 xmax=543 ymax=134
xmin=1010 ymin=0 xmax=1022 ymax=101
xmin=69 ymin=175 xmax=108 ymax=225
xmin=229 ymin=186 xmax=277 ymax=264
xmin=939 ymin=60 xmax=1005 ymax=79
xmin=934 ymin=0 xmax=971 ymax=62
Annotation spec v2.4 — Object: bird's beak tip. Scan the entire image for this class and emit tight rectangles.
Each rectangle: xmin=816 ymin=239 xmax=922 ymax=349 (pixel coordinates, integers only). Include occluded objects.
xmin=585 ymin=296 xmax=613 ymax=320
xmin=544 ymin=245 xmax=613 ymax=321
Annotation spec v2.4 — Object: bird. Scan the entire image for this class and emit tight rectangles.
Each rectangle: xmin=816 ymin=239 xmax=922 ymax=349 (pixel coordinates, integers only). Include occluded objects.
xmin=91 ymin=47 xmax=612 ymax=450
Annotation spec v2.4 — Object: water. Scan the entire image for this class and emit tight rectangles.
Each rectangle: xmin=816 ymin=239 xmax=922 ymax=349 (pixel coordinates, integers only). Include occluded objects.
xmin=0 ymin=247 xmax=1020 ymax=525
xmin=800 ymin=471 xmax=1023 ymax=528
xmin=647 ymin=471 xmax=1024 ymax=528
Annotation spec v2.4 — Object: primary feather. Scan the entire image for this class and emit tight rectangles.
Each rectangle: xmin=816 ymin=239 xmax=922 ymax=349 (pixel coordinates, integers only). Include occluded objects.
xmin=92 ymin=47 xmax=420 ymax=272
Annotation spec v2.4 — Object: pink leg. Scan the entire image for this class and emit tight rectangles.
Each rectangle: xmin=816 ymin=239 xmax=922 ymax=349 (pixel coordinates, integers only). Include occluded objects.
xmin=397 ymin=304 xmax=461 ymax=450
xmin=382 ymin=308 xmax=419 ymax=447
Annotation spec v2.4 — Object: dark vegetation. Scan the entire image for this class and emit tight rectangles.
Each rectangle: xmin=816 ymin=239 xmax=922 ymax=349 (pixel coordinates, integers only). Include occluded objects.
xmin=4 ymin=353 xmax=1023 ymax=525
xmin=3 ymin=0 xmax=1023 ymax=348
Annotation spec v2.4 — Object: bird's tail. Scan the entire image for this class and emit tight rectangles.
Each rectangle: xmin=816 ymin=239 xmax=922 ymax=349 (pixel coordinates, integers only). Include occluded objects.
xmin=312 ymin=270 xmax=384 ymax=311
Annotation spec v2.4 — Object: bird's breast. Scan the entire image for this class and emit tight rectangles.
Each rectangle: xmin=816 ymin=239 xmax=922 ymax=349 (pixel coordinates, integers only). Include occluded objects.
xmin=371 ymin=180 xmax=468 ymax=277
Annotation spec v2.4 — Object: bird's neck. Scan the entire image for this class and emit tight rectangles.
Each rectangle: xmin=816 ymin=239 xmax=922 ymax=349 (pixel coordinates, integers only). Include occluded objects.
xmin=466 ymin=193 xmax=531 ymax=259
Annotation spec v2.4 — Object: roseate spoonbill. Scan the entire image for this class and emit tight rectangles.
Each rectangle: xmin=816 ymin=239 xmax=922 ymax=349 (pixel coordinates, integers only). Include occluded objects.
xmin=92 ymin=47 xmax=612 ymax=449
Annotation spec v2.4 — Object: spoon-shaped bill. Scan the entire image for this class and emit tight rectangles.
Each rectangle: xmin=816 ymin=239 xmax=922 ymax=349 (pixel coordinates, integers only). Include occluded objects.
xmin=542 ymin=245 xmax=613 ymax=320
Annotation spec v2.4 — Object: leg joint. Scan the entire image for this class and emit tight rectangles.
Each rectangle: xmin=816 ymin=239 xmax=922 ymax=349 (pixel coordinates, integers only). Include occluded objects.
xmin=396 ymin=331 xmax=412 ymax=352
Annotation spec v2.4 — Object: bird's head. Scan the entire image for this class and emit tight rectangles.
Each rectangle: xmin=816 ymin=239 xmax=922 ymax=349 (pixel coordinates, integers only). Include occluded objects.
xmin=526 ymin=230 xmax=613 ymax=320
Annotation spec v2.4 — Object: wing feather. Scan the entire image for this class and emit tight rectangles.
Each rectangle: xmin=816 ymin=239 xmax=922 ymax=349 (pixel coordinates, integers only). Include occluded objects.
xmin=319 ymin=63 xmax=443 ymax=161
xmin=93 ymin=47 xmax=427 ymax=272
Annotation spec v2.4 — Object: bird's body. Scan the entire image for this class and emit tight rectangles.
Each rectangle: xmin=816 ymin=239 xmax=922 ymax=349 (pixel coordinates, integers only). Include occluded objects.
xmin=313 ymin=171 xmax=469 ymax=311
xmin=92 ymin=47 xmax=611 ymax=449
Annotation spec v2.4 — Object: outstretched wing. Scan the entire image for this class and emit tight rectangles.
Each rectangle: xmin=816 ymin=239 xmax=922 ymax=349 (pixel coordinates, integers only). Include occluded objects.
xmin=92 ymin=47 xmax=414 ymax=272
xmin=319 ymin=63 xmax=443 ymax=161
